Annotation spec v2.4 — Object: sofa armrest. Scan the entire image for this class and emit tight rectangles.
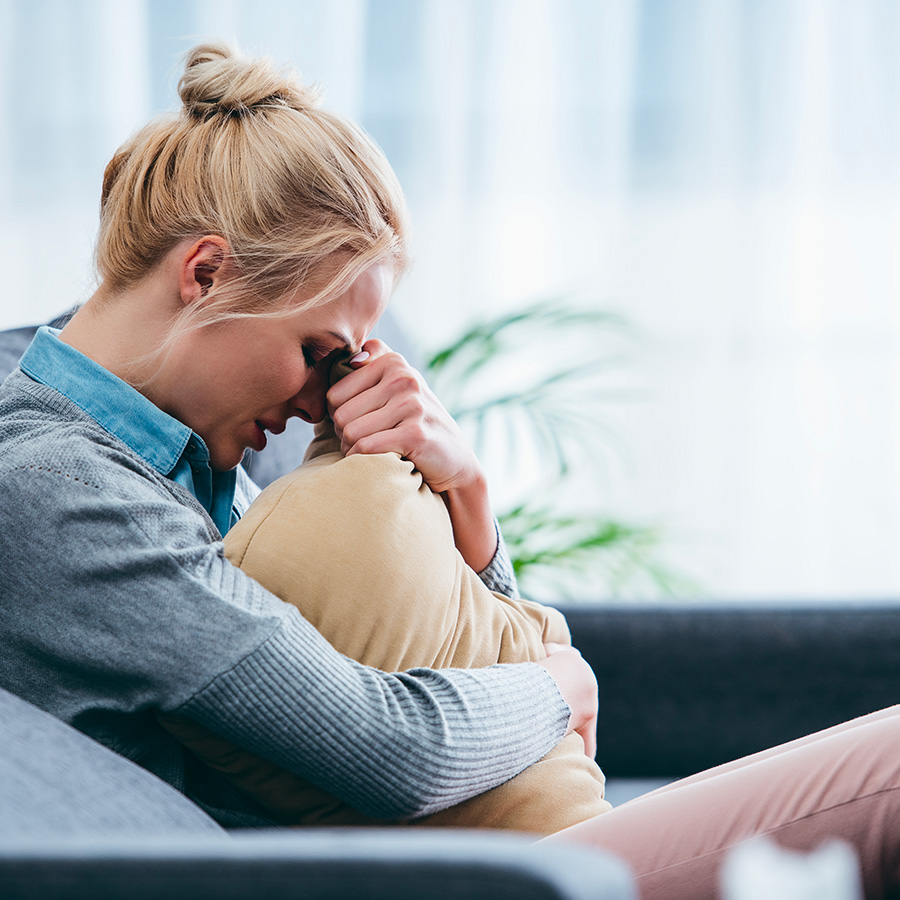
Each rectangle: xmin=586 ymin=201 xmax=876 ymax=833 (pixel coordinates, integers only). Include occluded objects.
xmin=559 ymin=601 xmax=900 ymax=778
xmin=0 ymin=831 xmax=635 ymax=900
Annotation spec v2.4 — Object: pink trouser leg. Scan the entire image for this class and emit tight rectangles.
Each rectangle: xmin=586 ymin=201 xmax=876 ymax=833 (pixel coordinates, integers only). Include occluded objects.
xmin=542 ymin=705 xmax=900 ymax=899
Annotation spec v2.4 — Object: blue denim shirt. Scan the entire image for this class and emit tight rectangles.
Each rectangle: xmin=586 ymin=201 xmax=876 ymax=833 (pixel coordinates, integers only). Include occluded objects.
xmin=18 ymin=327 xmax=249 ymax=536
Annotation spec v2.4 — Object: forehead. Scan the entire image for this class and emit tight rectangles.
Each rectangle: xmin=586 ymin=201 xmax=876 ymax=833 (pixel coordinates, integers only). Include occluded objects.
xmin=292 ymin=263 xmax=393 ymax=347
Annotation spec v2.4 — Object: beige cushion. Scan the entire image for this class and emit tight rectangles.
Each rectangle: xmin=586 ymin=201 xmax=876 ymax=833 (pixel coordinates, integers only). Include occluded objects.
xmin=160 ymin=423 xmax=611 ymax=833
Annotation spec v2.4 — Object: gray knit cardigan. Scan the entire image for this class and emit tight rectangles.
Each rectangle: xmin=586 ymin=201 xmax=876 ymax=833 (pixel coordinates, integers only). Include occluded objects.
xmin=0 ymin=369 xmax=570 ymax=828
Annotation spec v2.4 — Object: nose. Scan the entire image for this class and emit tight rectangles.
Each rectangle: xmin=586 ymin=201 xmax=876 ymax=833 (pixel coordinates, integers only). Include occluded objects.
xmin=291 ymin=369 xmax=328 ymax=424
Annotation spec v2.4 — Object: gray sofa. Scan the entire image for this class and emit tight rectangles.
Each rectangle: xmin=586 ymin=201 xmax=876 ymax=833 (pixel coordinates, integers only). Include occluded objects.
xmin=0 ymin=684 xmax=633 ymax=900
xmin=3 ymin=316 xmax=899 ymax=897
xmin=561 ymin=600 xmax=900 ymax=805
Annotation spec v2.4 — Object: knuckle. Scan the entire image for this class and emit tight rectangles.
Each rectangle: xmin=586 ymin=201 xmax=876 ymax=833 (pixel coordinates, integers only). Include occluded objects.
xmin=407 ymin=421 xmax=427 ymax=446
xmin=382 ymin=349 xmax=407 ymax=367
xmin=342 ymin=422 xmax=362 ymax=446
xmin=382 ymin=354 xmax=415 ymax=379
xmin=401 ymin=396 xmax=427 ymax=424
xmin=391 ymin=371 xmax=421 ymax=396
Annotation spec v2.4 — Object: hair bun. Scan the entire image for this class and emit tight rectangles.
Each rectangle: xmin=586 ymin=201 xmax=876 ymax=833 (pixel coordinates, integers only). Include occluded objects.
xmin=178 ymin=41 xmax=319 ymax=118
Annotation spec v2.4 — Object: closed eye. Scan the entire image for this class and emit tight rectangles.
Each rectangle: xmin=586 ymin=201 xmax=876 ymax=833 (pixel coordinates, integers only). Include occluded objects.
xmin=303 ymin=343 xmax=347 ymax=370
xmin=302 ymin=343 xmax=330 ymax=369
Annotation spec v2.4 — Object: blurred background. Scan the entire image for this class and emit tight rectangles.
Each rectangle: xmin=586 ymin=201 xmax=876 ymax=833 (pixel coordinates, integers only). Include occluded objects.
xmin=3 ymin=0 xmax=900 ymax=601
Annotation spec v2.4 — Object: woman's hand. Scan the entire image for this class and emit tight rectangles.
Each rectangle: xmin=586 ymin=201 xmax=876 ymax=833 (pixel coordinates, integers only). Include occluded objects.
xmin=326 ymin=340 xmax=498 ymax=571
xmin=537 ymin=642 xmax=599 ymax=760
xmin=327 ymin=340 xmax=477 ymax=493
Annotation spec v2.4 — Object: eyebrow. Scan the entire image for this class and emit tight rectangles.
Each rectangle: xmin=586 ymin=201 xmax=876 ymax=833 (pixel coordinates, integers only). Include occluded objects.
xmin=326 ymin=330 xmax=357 ymax=353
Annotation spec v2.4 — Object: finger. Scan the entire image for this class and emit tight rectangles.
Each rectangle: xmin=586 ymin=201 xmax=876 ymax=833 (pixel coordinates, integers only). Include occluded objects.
xmin=344 ymin=424 xmax=418 ymax=459
xmin=340 ymin=405 xmax=408 ymax=455
xmin=327 ymin=347 xmax=412 ymax=410
xmin=359 ymin=337 xmax=391 ymax=358
xmin=346 ymin=337 xmax=388 ymax=369
xmin=579 ymin=715 xmax=598 ymax=760
xmin=327 ymin=358 xmax=386 ymax=411
xmin=339 ymin=386 xmax=428 ymax=447
xmin=330 ymin=363 xmax=421 ymax=429
xmin=345 ymin=338 xmax=391 ymax=366
xmin=330 ymin=375 xmax=405 ymax=436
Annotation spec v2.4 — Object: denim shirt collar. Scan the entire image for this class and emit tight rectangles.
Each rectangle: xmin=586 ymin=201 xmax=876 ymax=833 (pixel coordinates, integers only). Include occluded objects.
xmin=19 ymin=326 xmax=236 ymax=535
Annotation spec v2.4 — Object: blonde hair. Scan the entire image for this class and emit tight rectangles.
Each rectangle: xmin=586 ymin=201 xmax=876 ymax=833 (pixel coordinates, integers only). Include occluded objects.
xmin=95 ymin=42 xmax=409 ymax=334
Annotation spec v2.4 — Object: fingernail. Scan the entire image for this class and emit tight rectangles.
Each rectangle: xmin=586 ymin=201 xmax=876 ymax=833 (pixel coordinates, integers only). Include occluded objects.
xmin=350 ymin=351 xmax=370 ymax=363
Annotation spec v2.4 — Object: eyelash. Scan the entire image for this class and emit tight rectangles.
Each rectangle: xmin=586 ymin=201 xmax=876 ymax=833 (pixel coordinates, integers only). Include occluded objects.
xmin=302 ymin=344 xmax=329 ymax=370
xmin=303 ymin=344 xmax=352 ymax=371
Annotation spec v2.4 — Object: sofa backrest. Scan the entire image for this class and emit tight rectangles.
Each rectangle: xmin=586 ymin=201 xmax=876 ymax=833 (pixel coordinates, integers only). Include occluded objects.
xmin=0 ymin=687 xmax=224 ymax=838
xmin=0 ymin=326 xmax=37 ymax=383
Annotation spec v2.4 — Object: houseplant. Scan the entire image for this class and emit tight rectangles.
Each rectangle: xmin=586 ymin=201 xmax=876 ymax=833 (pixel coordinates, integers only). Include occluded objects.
xmin=425 ymin=300 xmax=695 ymax=600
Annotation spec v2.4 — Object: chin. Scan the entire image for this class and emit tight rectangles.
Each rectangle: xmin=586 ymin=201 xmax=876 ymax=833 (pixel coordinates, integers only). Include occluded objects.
xmin=210 ymin=448 xmax=244 ymax=472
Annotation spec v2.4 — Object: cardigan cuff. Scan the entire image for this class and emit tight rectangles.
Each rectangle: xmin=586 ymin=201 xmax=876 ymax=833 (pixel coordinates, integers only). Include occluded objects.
xmin=476 ymin=518 xmax=519 ymax=600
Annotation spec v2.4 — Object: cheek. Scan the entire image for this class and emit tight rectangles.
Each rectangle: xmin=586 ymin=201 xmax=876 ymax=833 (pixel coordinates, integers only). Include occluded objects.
xmin=263 ymin=357 xmax=311 ymax=400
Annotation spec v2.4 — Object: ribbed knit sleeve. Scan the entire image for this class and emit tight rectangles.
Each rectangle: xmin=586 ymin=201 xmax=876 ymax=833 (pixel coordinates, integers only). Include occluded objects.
xmin=477 ymin=518 xmax=521 ymax=600
xmin=180 ymin=612 xmax=569 ymax=819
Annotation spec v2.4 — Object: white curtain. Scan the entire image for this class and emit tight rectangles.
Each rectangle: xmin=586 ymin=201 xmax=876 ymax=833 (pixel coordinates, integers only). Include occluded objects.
xmin=3 ymin=0 xmax=900 ymax=599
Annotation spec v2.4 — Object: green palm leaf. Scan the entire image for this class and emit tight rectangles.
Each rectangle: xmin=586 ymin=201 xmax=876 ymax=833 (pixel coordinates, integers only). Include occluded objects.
xmin=425 ymin=299 xmax=697 ymax=600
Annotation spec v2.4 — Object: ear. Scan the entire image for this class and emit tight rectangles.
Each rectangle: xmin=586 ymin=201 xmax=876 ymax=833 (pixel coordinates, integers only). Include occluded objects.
xmin=178 ymin=235 xmax=231 ymax=307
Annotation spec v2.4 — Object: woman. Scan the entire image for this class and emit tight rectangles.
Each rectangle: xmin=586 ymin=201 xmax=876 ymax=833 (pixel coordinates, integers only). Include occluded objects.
xmin=0 ymin=42 xmax=589 ymax=828
xmin=0 ymin=43 xmax=898 ymax=899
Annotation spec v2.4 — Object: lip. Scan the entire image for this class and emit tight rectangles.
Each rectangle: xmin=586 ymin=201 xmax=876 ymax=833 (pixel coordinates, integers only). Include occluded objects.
xmin=257 ymin=419 xmax=287 ymax=436
xmin=252 ymin=421 xmax=268 ymax=452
